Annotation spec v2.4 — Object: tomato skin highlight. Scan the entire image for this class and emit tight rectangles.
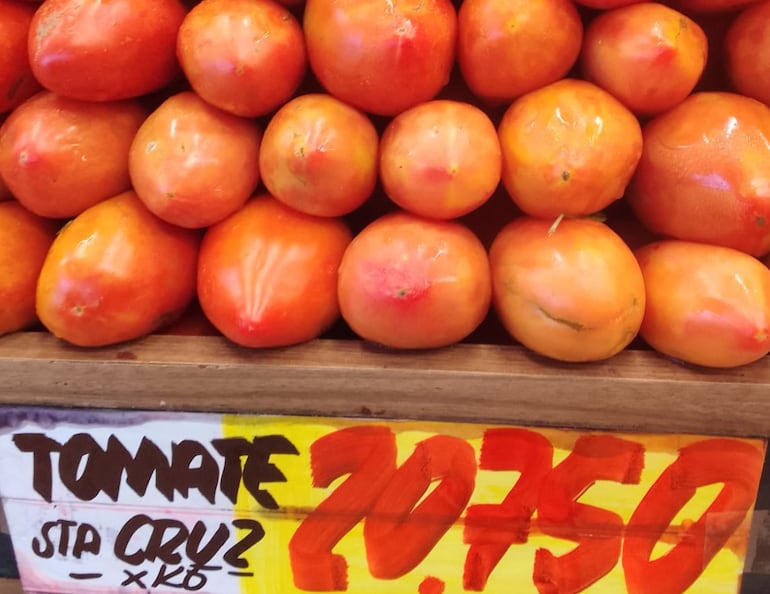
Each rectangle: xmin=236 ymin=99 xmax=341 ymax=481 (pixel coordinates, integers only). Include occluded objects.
xmin=197 ymin=195 xmax=353 ymax=348
xmin=28 ymin=0 xmax=187 ymax=102
xmin=36 ymin=191 xmax=200 ymax=347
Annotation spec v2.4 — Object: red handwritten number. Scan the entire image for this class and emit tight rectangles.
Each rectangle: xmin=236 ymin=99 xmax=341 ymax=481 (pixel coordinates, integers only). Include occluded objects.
xmin=463 ymin=428 xmax=554 ymax=591
xmin=288 ymin=426 xmax=397 ymax=591
xmin=534 ymin=435 xmax=644 ymax=594
xmin=623 ymin=438 xmax=764 ymax=594
xmin=364 ymin=435 xmax=477 ymax=579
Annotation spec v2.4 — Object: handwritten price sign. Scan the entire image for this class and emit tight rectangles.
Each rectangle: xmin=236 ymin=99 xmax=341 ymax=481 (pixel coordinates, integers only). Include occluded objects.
xmin=0 ymin=407 xmax=764 ymax=594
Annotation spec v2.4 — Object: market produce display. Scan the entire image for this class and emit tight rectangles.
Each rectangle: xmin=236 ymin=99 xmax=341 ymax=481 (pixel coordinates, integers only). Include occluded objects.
xmin=2 ymin=0 xmax=770 ymax=369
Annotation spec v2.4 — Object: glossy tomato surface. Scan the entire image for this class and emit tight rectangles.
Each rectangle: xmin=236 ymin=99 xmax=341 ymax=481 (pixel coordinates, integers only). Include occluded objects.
xmin=177 ymin=0 xmax=307 ymax=117
xmin=303 ymin=0 xmax=457 ymax=116
xmin=259 ymin=93 xmax=378 ymax=217
xmin=498 ymin=78 xmax=643 ymax=218
xmin=337 ymin=211 xmax=492 ymax=349
xmin=29 ymin=0 xmax=187 ymax=101
xmin=636 ymin=240 xmax=770 ymax=368
xmin=129 ymin=91 xmax=263 ymax=229
xmin=0 ymin=0 xmax=40 ymax=114
xmin=0 ymin=92 xmax=147 ymax=219
xmin=628 ymin=92 xmax=770 ymax=257
xmin=490 ymin=217 xmax=646 ymax=362
xmin=36 ymin=191 xmax=200 ymax=347
xmin=458 ymin=0 xmax=583 ymax=104
xmin=379 ymin=99 xmax=501 ymax=220
xmin=198 ymin=195 xmax=353 ymax=347
xmin=581 ymin=2 xmax=709 ymax=116
xmin=0 ymin=201 xmax=58 ymax=335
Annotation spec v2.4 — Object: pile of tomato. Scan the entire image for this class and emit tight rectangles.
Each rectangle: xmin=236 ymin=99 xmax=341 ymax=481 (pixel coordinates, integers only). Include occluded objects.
xmin=2 ymin=0 xmax=770 ymax=369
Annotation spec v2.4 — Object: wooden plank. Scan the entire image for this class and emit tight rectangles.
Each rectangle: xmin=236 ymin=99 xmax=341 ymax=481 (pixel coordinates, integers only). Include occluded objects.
xmin=1 ymin=332 xmax=769 ymax=438
xmin=0 ymin=578 xmax=23 ymax=594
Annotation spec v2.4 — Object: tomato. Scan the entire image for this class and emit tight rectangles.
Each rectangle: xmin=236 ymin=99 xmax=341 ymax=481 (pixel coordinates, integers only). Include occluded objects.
xmin=581 ymin=3 xmax=709 ymax=116
xmin=490 ymin=217 xmax=646 ymax=363
xmin=198 ymin=195 xmax=352 ymax=347
xmin=129 ymin=92 xmax=262 ymax=229
xmin=726 ymin=0 xmax=770 ymax=106
xmin=636 ymin=240 xmax=770 ymax=368
xmin=0 ymin=201 xmax=58 ymax=336
xmin=0 ymin=91 xmax=147 ymax=219
xmin=573 ymin=0 xmax=640 ymax=7
xmin=627 ymin=92 xmax=770 ymax=257
xmin=457 ymin=0 xmax=583 ymax=105
xmin=36 ymin=191 xmax=200 ymax=347
xmin=379 ymin=100 xmax=501 ymax=220
xmin=303 ymin=0 xmax=457 ymax=116
xmin=177 ymin=0 xmax=306 ymax=118
xmin=338 ymin=211 xmax=491 ymax=349
xmin=259 ymin=93 xmax=378 ymax=217
xmin=0 ymin=0 xmax=41 ymax=115
xmin=498 ymin=78 xmax=643 ymax=219
xmin=28 ymin=0 xmax=186 ymax=101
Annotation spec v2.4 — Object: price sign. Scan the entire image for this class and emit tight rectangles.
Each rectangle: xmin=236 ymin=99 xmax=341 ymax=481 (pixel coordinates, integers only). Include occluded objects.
xmin=0 ymin=407 xmax=764 ymax=593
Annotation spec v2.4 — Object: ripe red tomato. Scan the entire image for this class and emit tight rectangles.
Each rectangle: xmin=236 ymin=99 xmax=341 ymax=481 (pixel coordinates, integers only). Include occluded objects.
xmin=303 ymin=0 xmax=457 ymax=116
xmin=0 ymin=91 xmax=147 ymax=219
xmin=0 ymin=201 xmax=59 ymax=336
xmin=259 ymin=93 xmax=379 ymax=217
xmin=0 ymin=0 xmax=41 ymax=115
xmin=129 ymin=91 xmax=263 ymax=229
xmin=581 ymin=3 xmax=709 ymax=116
xmin=458 ymin=0 xmax=583 ymax=104
xmin=198 ymin=195 xmax=353 ymax=348
xmin=337 ymin=211 xmax=492 ymax=349
xmin=627 ymin=92 xmax=770 ymax=257
xmin=490 ymin=217 xmax=646 ymax=362
xmin=36 ymin=191 xmax=200 ymax=347
xmin=28 ymin=0 xmax=187 ymax=101
xmin=726 ymin=0 xmax=770 ymax=106
xmin=636 ymin=240 xmax=770 ymax=368
xmin=498 ymin=78 xmax=643 ymax=219
xmin=177 ymin=0 xmax=307 ymax=118
xmin=379 ymin=100 xmax=501 ymax=220
xmin=670 ymin=0 xmax=760 ymax=12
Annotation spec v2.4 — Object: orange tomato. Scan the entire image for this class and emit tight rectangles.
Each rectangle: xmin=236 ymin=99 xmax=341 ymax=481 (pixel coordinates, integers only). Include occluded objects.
xmin=259 ymin=93 xmax=378 ymax=217
xmin=379 ymin=100 xmax=501 ymax=220
xmin=36 ymin=191 xmax=200 ymax=347
xmin=581 ymin=2 xmax=709 ymax=116
xmin=457 ymin=0 xmax=583 ymax=104
xmin=129 ymin=92 xmax=263 ymax=229
xmin=627 ymin=92 xmax=770 ymax=257
xmin=198 ymin=195 xmax=353 ymax=348
xmin=573 ymin=0 xmax=640 ymax=7
xmin=636 ymin=240 xmax=770 ymax=368
xmin=177 ymin=0 xmax=307 ymax=117
xmin=303 ymin=0 xmax=457 ymax=116
xmin=0 ymin=0 xmax=40 ymax=115
xmin=0 ymin=201 xmax=58 ymax=336
xmin=489 ymin=217 xmax=646 ymax=362
xmin=726 ymin=0 xmax=770 ymax=106
xmin=28 ymin=0 xmax=186 ymax=102
xmin=337 ymin=211 xmax=491 ymax=349
xmin=0 ymin=91 xmax=147 ymax=219
xmin=498 ymin=78 xmax=643 ymax=219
